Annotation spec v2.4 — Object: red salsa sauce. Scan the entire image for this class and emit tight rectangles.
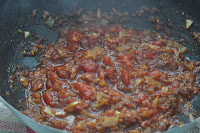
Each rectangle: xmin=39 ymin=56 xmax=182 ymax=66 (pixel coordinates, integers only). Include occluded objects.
xmin=20 ymin=23 xmax=200 ymax=133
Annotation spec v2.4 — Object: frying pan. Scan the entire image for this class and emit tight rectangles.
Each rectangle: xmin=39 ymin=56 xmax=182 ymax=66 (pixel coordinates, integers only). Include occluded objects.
xmin=1 ymin=0 xmax=200 ymax=132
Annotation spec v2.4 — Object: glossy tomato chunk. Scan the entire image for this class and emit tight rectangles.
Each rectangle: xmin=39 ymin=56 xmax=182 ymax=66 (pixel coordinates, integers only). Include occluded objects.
xmin=103 ymin=56 xmax=113 ymax=65
xmin=43 ymin=91 xmax=53 ymax=106
xmin=149 ymin=70 xmax=161 ymax=79
xmin=81 ymin=59 xmax=99 ymax=72
xmin=121 ymin=69 xmax=130 ymax=86
xmin=74 ymin=81 xmax=96 ymax=99
xmin=66 ymin=30 xmax=82 ymax=42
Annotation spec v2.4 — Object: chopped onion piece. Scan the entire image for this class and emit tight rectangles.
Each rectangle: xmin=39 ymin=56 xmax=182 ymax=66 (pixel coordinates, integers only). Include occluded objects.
xmin=32 ymin=9 xmax=37 ymax=18
xmin=193 ymin=32 xmax=200 ymax=44
xmin=144 ymin=76 xmax=160 ymax=86
xmin=64 ymin=100 xmax=81 ymax=112
xmin=32 ymin=46 xmax=39 ymax=53
xmin=19 ymin=76 xmax=25 ymax=82
xmin=96 ymin=92 xmax=103 ymax=101
xmin=189 ymin=113 xmax=194 ymax=122
xmin=153 ymin=96 xmax=159 ymax=108
xmin=144 ymin=127 xmax=152 ymax=133
xmin=100 ymin=19 xmax=108 ymax=25
xmin=149 ymin=44 xmax=160 ymax=50
xmin=158 ymin=97 xmax=167 ymax=104
xmin=162 ymin=87 xmax=168 ymax=94
xmin=182 ymin=62 xmax=195 ymax=71
xmin=140 ymin=111 xmax=152 ymax=118
xmin=119 ymin=31 xmax=123 ymax=38
xmin=18 ymin=29 xmax=23 ymax=34
xmin=69 ymin=101 xmax=80 ymax=106
xmin=45 ymin=16 xmax=55 ymax=28
xmin=77 ymin=120 xmax=86 ymax=130
xmin=55 ymin=110 xmax=66 ymax=116
xmin=27 ymin=96 xmax=32 ymax=102
xmin=96 ymin=92 xmax=107 ymax=101
xmin=186 ymin=19 xmax=193 ymax=29
xmin=169 ymin=95 xmax=177 ymax=101
xmin=116 ymin=44 xmax=131 ymax=52
xmin=65 ymin=115 xmax=75 ymax=124
xmin=114 ymin=111 xmax=121 ymax=116
xmin=42 ymin=106 xmax=55 ymax=117
xmin=93 ymin=98 xmax=108 ymax=109
xmin=135 ymin=78 xmax=143 ymax=86
xmin=165 ymin=39 xmax=182 ymax=49
xmin=19 ymin=76 xmax=29 ymax=87
xmin=24 ymin=31 xmax=30 ymax=39
xmin=70 ymin=67 xmax=77 ymax=79
xmin=97 ymin=8 xmax=101 ymax=19
xmin=179 ymin=47 xmax=188 ymax=54
xmin=99 ymin=79 xmax=108 ymax=87
xmin=42 ymin=11 xmax=50 ymax=19
xmin=102 ymin=116 xmax=119 ymax=127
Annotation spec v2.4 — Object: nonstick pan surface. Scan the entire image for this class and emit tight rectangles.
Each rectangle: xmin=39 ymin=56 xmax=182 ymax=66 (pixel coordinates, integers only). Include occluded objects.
xmin=1 ymin=0 xmax=200 ymax=132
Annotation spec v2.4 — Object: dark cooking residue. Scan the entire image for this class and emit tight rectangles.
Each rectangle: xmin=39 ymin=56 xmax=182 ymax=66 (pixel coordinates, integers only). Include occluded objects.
xmin=13 ymin=9 xmax=200 ymax=133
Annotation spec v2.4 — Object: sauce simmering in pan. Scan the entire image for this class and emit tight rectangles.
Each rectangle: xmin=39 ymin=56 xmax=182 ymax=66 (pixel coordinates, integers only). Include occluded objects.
xmin=20 ymin=23 xmax=200 ymax=132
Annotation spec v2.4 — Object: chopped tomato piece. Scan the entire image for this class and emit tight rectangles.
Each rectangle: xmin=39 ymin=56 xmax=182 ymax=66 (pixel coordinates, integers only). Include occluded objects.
xmin=101 ymin=87 xmax=110 ymax=94
xmin=106 ymin=67 xmax=116 ymax=79
xmin=121 ymin=69 xmax=130 ymax=86
xmin=66 ymin=30 xmax=82 ymax=42
xmin=112 ymin=37 xmax=121 ymax=44
xmin=75 ymin=100 xmax=90 ymax=111
xmin=140 ymin=111 xmax=152 ymax=118
xmin=116 ymin=54 xmax=133 ymax=61
xmin=81 ymin=59 xmax=99 ymax=72
xmin=81 ymin=72 xmax=96 ymax=82
xmin=67 ymin=42 xmax=78 ymax=52
xmin=144 ymin=49 xmax=154 ymax=59
xmin=33 ymin=79 xmax=44 ymax=92
xmin=150 ymin=70 xmax=161 ymax=79
xmin=109 ymin=24 xmax=123 ymax=32
xmin=172 ymin=81 xmax=180 ymax=88
xmin=46 ymin=65 xmax=55 ymax=71
xmin=137 ymin=92 xmax=148 ymax=102
xmin=98 ymin=68 xmax=106 ymax=79
xmin=136 ymin=70 xmax=149 ymax=77
xmin=43 ymin=91 xmax=53 ymax=106
xmin=142 ymin=98 xmax=152 ymax=108
xmin=168 ymin=59 xmax=178 ymax=71
xmin=55 ymin=66 xmax=69 ymax=79
xmin=159 ymin=74 xmax=171 ymax=85
xmin=105 ymin=109 xmax=116 ymax=116
xmin=53 ymin=81 xmax=62 ymax=91
xmin=103 ymin=56 xmax=113 ymax=65
xmin=50 ymin=71 xmax=58 ymax=84
xmin=74 ymin=81 xmax=96 ymax=99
